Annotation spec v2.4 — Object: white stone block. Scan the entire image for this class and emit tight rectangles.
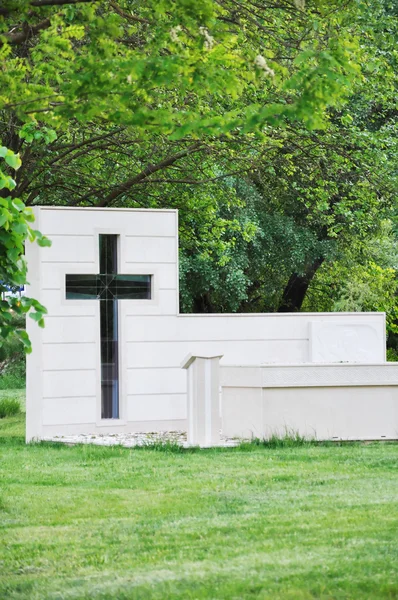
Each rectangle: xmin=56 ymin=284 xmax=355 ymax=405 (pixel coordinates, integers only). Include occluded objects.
xmin=127 ymin=367 xmax=186 ymax=395
xmin=124 ymin=315 xmax=310 ymax=343
xmin=43 ymin=370 xmax=96 ymax=399
xmin=124 ymin=236 xmax=176 ymax=264
xmin=43 ymin=396 xmax=96 ymax=425
xmin=127 ymin=393 xmax=186 ymax=422
xmin=40 ymin=207 xmax=177 ymax=237
xmin=221 ymin=363 xmax=398 ymax=440
xmin=42 ymin=316 xmax=97 ymax=344
xmin=310 ymin=320 xmax=385 ymax=363
xmin=182 ymin=354 xmax=222 ymax=446
xmin=124 ymin=289 xmax=178 ymax=316
xmin=221 ymin=388 xmax=263 ymax=439
xmin=40 ymin=290 xmax=97 ymax=317
xmin=126 ymin=339 xmax=308 ymax=369
xmin=157 ymin=263 xmax=179 ymax=290
xmin=41 ymin=262 xmax=95 ymax=290
xmin=43 ymin=343 xmax=97 ymax=371
xmin=44 ymin=235 xmax=96 ymax=263
xmin=262 ymin=387 xmax=398 ymax=440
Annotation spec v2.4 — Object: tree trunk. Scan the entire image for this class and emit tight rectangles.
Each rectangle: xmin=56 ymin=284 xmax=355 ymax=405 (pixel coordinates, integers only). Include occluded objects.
xmin=278 ymin=258 xmax=324 ymax=313
xmin=192 ymin=292 xmax=215 ymax=313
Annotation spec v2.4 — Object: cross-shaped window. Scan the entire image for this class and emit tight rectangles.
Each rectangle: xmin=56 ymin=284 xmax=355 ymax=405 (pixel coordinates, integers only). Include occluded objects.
xmin=66 ymin=235 xmax=151 ymax=419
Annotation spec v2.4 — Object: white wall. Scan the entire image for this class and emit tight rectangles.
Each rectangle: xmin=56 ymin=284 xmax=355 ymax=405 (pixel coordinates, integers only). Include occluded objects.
xmin=26 ymin=207 xmax=387 ymax=440
xmin=221 ymin=364 xmax=398 ymax=440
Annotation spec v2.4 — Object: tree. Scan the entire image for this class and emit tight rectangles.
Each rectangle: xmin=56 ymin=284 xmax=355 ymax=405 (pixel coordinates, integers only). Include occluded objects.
xmin=0 ymin=0 xmax=395 ymax=344
xmin=179 ymin=0 xmax=398 ymax=314
xmin=1 ymin=0 xmax=361 ymax=205
xmin=0 ymin=146 xmax=49 ymax=351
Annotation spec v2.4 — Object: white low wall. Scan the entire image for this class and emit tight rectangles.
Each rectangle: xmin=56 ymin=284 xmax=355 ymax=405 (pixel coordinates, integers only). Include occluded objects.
xmin=221 ymin=364 xmax=398 ymax=441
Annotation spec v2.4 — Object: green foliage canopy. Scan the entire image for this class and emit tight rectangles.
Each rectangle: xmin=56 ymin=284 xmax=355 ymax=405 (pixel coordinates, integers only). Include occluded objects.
xmin=0 ymin=0 xmax=361 ymax=135
xmin=0 ymin=148 xmax=49 ymax=351
xmin=0 ymin=0 xmax=397 ymax=347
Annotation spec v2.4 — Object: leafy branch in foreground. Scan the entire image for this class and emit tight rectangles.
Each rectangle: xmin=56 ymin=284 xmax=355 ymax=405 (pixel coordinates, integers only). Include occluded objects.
xmin=0 ymin=146 xmax=50 ymax=351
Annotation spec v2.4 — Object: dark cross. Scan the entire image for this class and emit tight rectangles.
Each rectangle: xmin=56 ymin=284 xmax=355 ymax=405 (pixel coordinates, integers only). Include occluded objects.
xmin=65 ymin=235 xmax=151 ymax=419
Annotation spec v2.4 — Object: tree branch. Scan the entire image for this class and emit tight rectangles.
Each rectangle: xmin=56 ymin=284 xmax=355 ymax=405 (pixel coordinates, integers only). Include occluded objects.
xmin=0 ymin=0 xmax=93 ymax=16
xmin=76 ymin=143 xmax=205 ymax=207
xmin=30 ymin=0 xmax=93 ymax=6
xmin=109 ymin=1 xmax=151 ymax=24
xmin=47 ymin=128 xmax=126 ymax=165
xmin=1 ymin=18 xmax=51 ymax=45
xmin=136 ymin=169 xmax=250 ymax=185
xmin=1 ymin=1 xmax=98 ymax=45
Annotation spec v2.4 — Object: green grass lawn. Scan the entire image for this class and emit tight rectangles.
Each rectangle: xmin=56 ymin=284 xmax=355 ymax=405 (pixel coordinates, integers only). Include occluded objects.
xmin=0 ymin=394 xmax=398 ymax=599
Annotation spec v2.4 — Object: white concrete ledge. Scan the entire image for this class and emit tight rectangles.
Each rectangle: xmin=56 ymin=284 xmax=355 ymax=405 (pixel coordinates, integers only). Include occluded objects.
xmin=181 ymin=353 xmax=223 ymax=369
xmin=221 ymin=363 xmax=398 ymax=388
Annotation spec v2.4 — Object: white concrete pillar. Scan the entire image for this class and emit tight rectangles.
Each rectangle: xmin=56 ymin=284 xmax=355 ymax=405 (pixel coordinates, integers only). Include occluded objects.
xmin=181 ymin=354 xmax=223 ymax=446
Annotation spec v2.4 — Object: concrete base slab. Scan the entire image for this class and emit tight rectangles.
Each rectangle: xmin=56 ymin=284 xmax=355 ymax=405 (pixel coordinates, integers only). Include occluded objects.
xmin=42 ymin=430 xmax=240 ymax=448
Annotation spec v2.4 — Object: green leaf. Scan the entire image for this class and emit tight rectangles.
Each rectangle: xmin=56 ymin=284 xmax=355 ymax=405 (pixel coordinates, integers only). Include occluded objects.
xmin=12 ymin=199 xmax=25 ymax=211
xmin=7 ymin=247 xmax=19 ymax=262
xmin=5 ymin=151 xmax=22 ymax=170
xmin=0 ymin=175 xmax=16 ymax=190
xmin=36 ymin=235 xmax=52 ymax=247
xmin=44 ymin=129 xmax=57 ymax=143
xmin=13 ymin=221 xmax=28 ymax=234
xmin=29 ymin=311 xmax=44 ymax=322
xmin=18 ymin=329 xmax=32 ymax=353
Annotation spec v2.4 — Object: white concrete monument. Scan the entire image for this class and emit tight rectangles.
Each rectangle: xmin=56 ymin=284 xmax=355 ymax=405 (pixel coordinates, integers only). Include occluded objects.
xmin=26 ymin=207 xmax=388 ymax=443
